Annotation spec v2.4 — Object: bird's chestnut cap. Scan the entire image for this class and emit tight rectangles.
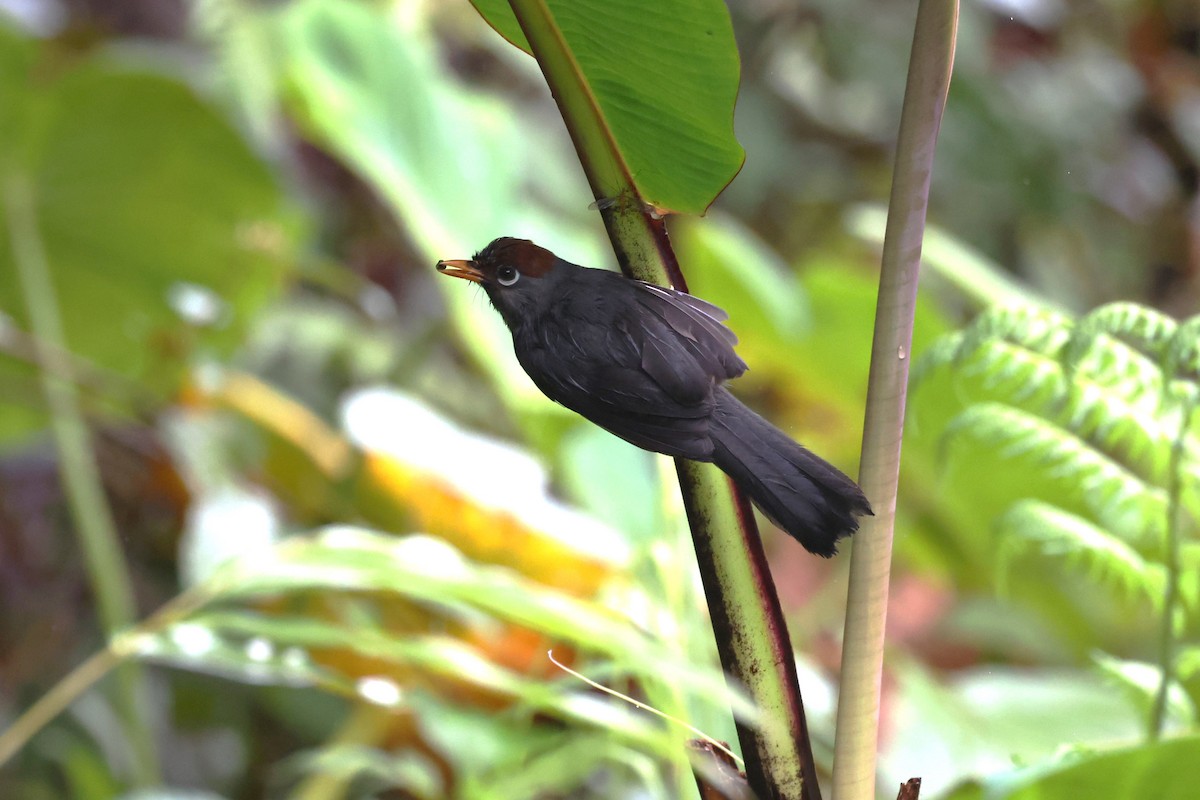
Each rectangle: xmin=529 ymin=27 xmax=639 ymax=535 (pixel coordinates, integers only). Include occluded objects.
xmin=436 ymin=237 xmax=557 ymax=284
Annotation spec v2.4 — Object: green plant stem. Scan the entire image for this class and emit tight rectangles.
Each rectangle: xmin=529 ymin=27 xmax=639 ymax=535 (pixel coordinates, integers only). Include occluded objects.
xmin=0 ymin=584 xmax=212 ymax=768
xmin=1150 ymin=395 xmax=1193 ymax=739
xmin=503 ymin=0 xmax=680 ymax=281
xmin=503 ymin=2 xmax=819 ymax=797
xmin=678 ymin=463 xmax=817 ymax=800
xmin=4 ymin=175 xmax=160 ymax=785
xmin=832 ymin=2 xmax=957 ymax=799
xmin=0 ymin=645 xmax=127 ymax=768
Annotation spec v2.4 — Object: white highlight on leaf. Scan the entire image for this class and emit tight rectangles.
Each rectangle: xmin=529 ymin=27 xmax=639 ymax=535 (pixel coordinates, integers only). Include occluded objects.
xmin=168 ymin=281 xmax=228 ymax=328
xmin=171 ymin=623 xmax=218 ymax=658
xmin=246 ymin=637 xmax=274 ymax=663
xmin=282 ymin=647 xmax=309 ymax=670
xmin=391 ymin=534 xmax=469 ymax=580
xmin=340 ymin=388 xmax=628 ymax=563
xmin=356 ymin=676 xmax=403 ymax=707
xmin=181 ymin=487 xmax=281 ymax=587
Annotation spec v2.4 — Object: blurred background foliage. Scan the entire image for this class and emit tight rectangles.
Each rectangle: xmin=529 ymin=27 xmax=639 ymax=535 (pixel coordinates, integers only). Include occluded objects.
xmin=0 ymin=0 xmax=1197 ymax=798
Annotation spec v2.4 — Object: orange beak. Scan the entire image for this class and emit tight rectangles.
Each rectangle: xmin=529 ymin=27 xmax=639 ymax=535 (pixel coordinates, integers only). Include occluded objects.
xmin=436 ymin=259 xmax=485 ymax=283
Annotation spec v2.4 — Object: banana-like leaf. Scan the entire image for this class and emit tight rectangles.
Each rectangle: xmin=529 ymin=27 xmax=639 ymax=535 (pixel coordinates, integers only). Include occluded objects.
xmin=470 ymin=0 xmax=744 ymax=215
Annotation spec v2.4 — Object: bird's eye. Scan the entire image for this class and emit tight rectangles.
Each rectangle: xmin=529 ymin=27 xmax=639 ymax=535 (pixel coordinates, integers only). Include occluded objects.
xmin=496 ymin=265 xmax=520 ymax=286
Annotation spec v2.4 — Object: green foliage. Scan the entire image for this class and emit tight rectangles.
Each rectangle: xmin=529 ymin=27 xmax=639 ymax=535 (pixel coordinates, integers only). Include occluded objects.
xmin=995 ymin=501 xmax=1166 ymax=608
xmin=1091 ymin=653 xmax=1196 ymax=731
xmin=469 ymin=0 xmax=744 ymax=214
xmin=919 ymin=300 xmax=1200 ymax=740
xmin=671 ymin=214 xmax=811 ymax=363
xmin=921 ymin=304 xmax=1198 ymax=539
xmin=136 ymin=527 xmax=749 ymax=799
xmin=265 ymin=0 xmax=597 ymax=419
xmin=0 ymin=22 xmax=296 ymax=446
xmin=884 ymin=661 xmax=1146 ymax=794
xmin=3 ymin=0 xmax=1197 ymax=796
xmin=279 ymin=745 xmax=444 ymax=800
xmin=944 ymin=735 xmax=1200 ymax=800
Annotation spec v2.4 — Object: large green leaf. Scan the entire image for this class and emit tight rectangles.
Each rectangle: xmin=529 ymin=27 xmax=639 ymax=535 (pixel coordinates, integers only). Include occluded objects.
xmin=0 ymin=25 xmax=295 ymax=445
xmin=943 ymin=735 xmax=1200 ymax=800
xmin=133 ymin=526 xmax=754 ymax=779
xmin=273 ymin=0 xmax=602 ymax=415
xmin=882 ymin=663 xmax=1145 ymax=792
xmin=469 ymin=0 xmax=744 ymax=214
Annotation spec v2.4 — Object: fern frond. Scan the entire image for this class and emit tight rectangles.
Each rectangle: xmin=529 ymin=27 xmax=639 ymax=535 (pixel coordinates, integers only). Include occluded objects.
xmin=948 ymin=307 xmax=1072 ymax=399
xmin=914 ymin=329 xmax=1070 ymax=416
xmin=1091 ymin=652 xmax=1196 ymax=728
xmin=946 ymin=404 xmax=1167 ymax=544
xmin=959 ymin=305 xmax=1076 ymax=358
xmin=956 ymin=337 xmax=1067 ymax=406
xmin=921 ymin=304 xmax=1200 ymax=495
xmin=1066 ymin=303 xmax=1178 ymax=367
xmin=1061 ymin=344 xmax=1198 ymax=498
xmin=911 ymin=331 xmax=966 ymax=386
xmin=922 ymin=302 xmax=1200 ymax=725
xmin=1060 ymin=368 xmax=1186 ymax=486
xmin=990 ymin=339 xmax=1180 ymax=483
xmin=1166 ymin=315 xmax=1200 ymax=388
xmin=914 ymin=306 xmax=1072 ymax=387
xmin=995 ymin=500 xmax=1165 ymax=607
xmin=1068 ymin=334 xmax=1170 ymax=410
xmin=1160 ymin=319 xmax=1200 ymax=526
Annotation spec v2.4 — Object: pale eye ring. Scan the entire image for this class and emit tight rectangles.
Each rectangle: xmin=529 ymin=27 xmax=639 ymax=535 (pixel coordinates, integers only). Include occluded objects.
xmin=496 ymin=265 xmax=520 ymax=286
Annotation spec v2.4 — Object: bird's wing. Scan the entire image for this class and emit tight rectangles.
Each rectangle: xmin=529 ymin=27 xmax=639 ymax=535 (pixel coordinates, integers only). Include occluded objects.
xmin=521 ymin=346 xmax=715 ymax=459
xmin=512 ymin=279 xmax=746 ymax=461
xmin=632 ymin=282 xmax=748 ymax=385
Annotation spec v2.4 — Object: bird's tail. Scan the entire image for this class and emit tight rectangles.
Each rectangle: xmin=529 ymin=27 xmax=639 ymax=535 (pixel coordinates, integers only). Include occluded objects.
xmin=710 ymin=388 xmax=871 ymax=557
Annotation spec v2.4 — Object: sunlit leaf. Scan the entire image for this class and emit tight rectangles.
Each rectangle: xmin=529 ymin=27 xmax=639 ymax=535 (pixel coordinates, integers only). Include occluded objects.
xmin=945 ymin=404 xmax=1167 ymax=545
xmin=469 ymin=0 xmax=744 ymax=214
xmin=558 ymin=426 xmax=664 ymax=543
xmin=943 ymin=735 xmax=1200 ymax=800
xmin=270 ymin=0 xmax=606 ymax=413
xmin=996 ymin=501 xmax=1166 ymax=608
xmin=194 ymin=371 xmax=621 ymax=594
xmin=881 ymin=662 xmax=1145 ymax=794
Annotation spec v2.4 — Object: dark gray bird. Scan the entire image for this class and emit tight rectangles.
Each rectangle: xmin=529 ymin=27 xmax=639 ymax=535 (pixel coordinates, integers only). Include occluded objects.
xmin=437 ymin=237 xmax=871 ymax=556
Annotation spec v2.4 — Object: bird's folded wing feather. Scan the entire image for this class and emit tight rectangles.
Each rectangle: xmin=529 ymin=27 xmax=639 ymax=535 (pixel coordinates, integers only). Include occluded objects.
xmin=515 ymin=283 xmax=745 ymax=461
xmin=633 ymin=282 xmax=747 ymax=386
